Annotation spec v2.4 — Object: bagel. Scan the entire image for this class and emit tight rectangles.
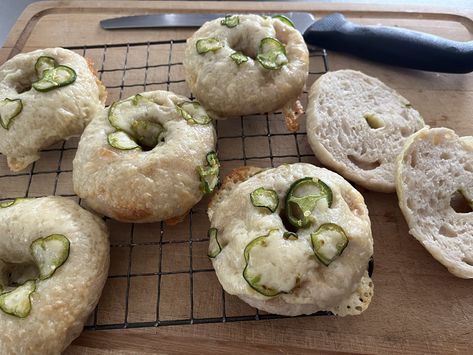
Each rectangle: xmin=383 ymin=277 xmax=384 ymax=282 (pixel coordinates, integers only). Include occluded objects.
xmin=73 ymin=90 xmax=218 ymax=223
xmin=0 ymin=47 xmax=106 ymax=171
xmin=396 ymin=127 xmax=473 ymax=278
xmin=0 ymin=196 xmax=109 ymax=354
xmin=208 ymin=163 xmax=373 ymax=316
xmin=183 ymin=14 xmax=309 ymax=130
xmin=306 ymin=70 xmax=425 ymax=192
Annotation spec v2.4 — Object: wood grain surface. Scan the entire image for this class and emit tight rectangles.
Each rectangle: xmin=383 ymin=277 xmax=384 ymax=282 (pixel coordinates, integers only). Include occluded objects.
xmin=1 ymin=1 xmax=473 ymax=354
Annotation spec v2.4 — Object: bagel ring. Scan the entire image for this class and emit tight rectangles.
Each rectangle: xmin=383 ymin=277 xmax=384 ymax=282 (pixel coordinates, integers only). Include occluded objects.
xmin=208 ymin=163 xmax=373 ymax=316
xmin=73 ymin=90 xmax=218 ymax=223
xmin=0 ymin=196 xmax=109 ymax=354
xmin=0 ymin=47 xmax=106 ymax=171
xmin=184 ymin=14 xmax=309 ymax=129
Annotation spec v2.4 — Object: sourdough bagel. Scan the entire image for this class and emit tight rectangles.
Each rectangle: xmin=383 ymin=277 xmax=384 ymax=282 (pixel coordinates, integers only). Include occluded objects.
xmin=396 ymin=127 xmax=473 ymax=278
xmin=0 ymin=48 xmax=106 ymax=171
xmin=73 ymin=90 xmax=218 ymax=223
xmin=0 ymin=196 xmax=109 ymax=354
xmin=306 ymin=70 xmax=425 ymax=192
xmin=208 ymin=163 xmax=373 ymax=316
xmin=183 ymin=14 xmax=309 ymax=128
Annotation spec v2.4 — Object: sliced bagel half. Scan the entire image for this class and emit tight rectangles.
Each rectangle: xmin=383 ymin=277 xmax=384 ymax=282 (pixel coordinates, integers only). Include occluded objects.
xmin=396 ymin=127 xmax=473 ymax=278
xmin=306 ymin=70 xmax=425 ymax=192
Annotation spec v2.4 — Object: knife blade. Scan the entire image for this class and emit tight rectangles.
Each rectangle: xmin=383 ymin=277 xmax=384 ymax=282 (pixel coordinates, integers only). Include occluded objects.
xmin=100 ymin=12 xmax=316 ymax=34
xmin=101 ymin=12 xmax=473 ymax=73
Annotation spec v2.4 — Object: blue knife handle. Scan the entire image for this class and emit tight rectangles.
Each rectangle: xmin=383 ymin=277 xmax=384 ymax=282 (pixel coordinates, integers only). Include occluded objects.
xmin=303 ymin=13 xmax=473 ymax=73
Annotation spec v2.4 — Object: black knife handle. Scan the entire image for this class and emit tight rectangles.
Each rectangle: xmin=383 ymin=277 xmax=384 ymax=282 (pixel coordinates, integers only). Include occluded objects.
xmin=303 ymin=13 xmax=473 ymax=73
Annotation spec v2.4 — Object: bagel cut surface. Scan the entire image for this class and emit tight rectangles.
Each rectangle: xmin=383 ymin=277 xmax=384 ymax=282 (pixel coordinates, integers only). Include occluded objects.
xmin=0 ymin=196 xmax=109 ymax=355
xmin=396 ymin=127 xmax=473 ymax=278
xmin=184 ymin=14 xmax=309 ymax=119
xmin=0 ymin=48 xmax=106 ymax=171
xmin=208 ymin=163 xmax=374 ymax=316
xmin=73 ymin=90 xmax=217 ymax=223
xmin=306 ymin=70 xmax=425 ymax=192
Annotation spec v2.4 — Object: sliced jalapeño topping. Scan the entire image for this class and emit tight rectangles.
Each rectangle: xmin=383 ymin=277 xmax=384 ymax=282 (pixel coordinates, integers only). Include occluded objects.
xmin=250 ymin=187 xmax=279 ymax=213
xmin=207 ymin=228 xmax=222 ymax=258
xmin=30 ymin=234 xmax=70 ymax=280
xmin=176 ymin=101 xmax=211 ymax=125
xmin=230 ymin=51 xmax=248 ymax=65
xmin=0 ymin=280 xmax=36 ymax=318
xmin=32 ymin=58 xmax=76 ymax=92
xmin=311 ymin=223 xmax=349 ymax=266
xmin=107 ymin=131 xmax=141 ymax=151
xmin=0 ymin=198 xmax=30 ymax=208
xmin=108 ymin=94 xmax=157 ymax=133
xmin=0 ymin=98 xmax=23 ymax=130
xmin=272 ymin=14 xmax=295 ymax=27
xmin=197 ymin=151 xmax=220 ymax=194
xmin=206 ymin=151 xmax=219 ymax=166
xmin=34 ymin=56 xmax=56 ymax=77
xmin=196 ymin=38 xmax=223 ymax=54
xmin=243 ymin=230 xmax=282 ymax=297
xmin=256 ymin=37 xmax=288 ymax=70
xmin=221 ymin=15 xmax=239 ymax=28
xmin=285 ymin=177 xmax=333 ymax=228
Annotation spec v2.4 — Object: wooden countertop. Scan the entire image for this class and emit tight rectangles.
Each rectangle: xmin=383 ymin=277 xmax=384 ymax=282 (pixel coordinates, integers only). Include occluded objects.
xmin=2 ymin=1 xmax=473 ymax=354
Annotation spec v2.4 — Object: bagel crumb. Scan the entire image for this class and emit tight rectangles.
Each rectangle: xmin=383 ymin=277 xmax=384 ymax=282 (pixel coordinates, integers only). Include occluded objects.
xmin=306 ymin=70 xmax=425 ymax=192
xmin=283 ymin=100 xmax=304 ymax=132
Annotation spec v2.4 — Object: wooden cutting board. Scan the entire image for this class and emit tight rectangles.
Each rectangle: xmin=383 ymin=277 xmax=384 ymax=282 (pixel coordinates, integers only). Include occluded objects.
xmin=2 ymin=1 xmax=473 ymax=354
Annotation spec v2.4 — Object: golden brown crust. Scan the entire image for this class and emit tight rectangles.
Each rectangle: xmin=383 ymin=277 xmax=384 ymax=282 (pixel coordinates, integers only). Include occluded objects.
xmin=165 ymin=212 xmax=188 ymax=226
xmin=86 ymin=57 xmax=107 ymax=104
xmin=169 ymin=166 xmax=262 ymax=225
xmin=97 ymin=147 xmax=119 ymax=160
xmin=209 ymin=166 xmax=263 ymax=212
xmin=113 ymin=205 xmax=152 ymax=222
xmin=221 ymin=166 xmax=263 ymax=189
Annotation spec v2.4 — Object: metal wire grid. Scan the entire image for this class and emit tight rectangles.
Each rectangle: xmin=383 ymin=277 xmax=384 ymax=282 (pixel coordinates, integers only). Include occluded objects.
xmin=0 ymin=39 xmax=359 ymax=330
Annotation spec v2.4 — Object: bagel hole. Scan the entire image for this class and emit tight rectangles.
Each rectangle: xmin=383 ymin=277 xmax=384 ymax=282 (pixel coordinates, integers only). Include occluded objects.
xmin=229 ymin=36 xmax=258 ymax=59
xmin=138 ymin=135 xmax=165 ymax=152
xmin=2 ymin=262 xmax=39 ymax=287
xmin=450 ymin=190 xmax=473 ymax=214
xmin=347 ymin=155 xmax=381 ymax=171
xmin=131 ymin=129 xmax=166 ymax=152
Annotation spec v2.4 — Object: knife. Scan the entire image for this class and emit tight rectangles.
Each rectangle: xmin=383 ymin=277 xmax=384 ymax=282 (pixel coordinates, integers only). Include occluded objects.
xmin=101 ymin=12 xmax=473 ymax=73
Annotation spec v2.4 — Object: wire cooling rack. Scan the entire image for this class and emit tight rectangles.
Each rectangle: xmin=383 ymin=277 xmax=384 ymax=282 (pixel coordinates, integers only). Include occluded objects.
xmin=0 ymin=40 xmax=370 ymax=330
